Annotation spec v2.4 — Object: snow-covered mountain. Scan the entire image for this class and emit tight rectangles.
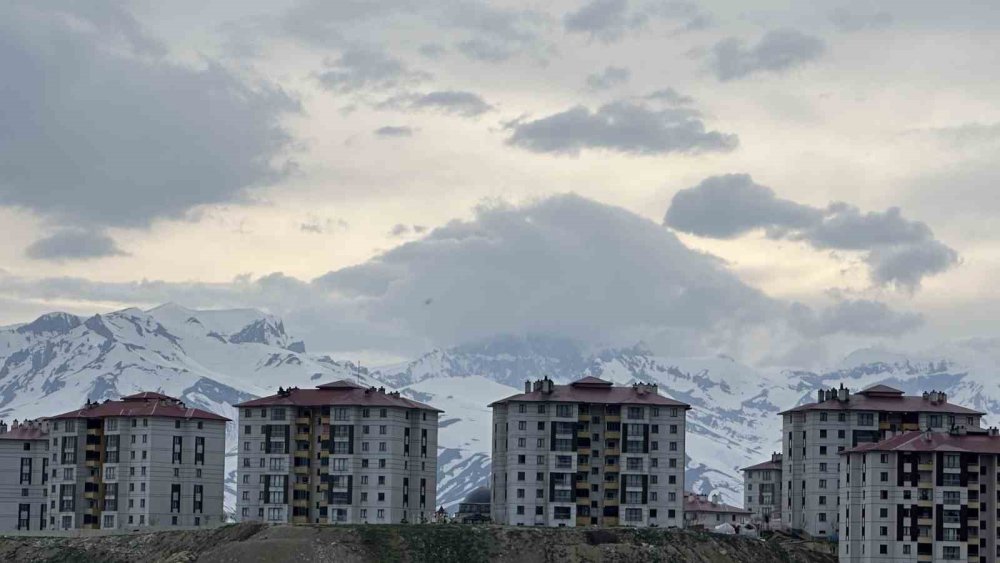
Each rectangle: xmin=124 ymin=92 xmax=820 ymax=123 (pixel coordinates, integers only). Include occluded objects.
xmin=2 ymin=306 xmax=999 ymax=515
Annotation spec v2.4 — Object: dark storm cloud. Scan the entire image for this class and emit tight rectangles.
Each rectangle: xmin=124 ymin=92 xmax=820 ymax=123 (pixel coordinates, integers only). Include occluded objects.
xmin=0 ymin=1 xmax=299 ymax=229
xmin=25 ymin=230 xmax=128 ymax=262
xmin=707 ymin=29 xmax=825 ymax=81
xmin=505 ymin=101 xmax=738 ymax=156
xmin=665 ymin=174 xmax=960 ymax=290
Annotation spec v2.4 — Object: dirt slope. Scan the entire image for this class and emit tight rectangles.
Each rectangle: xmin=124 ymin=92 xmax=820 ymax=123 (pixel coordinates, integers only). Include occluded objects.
xmin=0 ymin=523 xmax=837 ymax=563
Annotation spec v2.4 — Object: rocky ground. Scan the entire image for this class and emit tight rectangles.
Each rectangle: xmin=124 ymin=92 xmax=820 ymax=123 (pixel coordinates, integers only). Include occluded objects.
xmin=0 ymin=523 xmax=837 ymax=563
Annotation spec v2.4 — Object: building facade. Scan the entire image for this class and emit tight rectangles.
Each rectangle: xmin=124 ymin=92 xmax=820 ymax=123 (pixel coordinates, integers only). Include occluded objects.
xmin=781 ymin=385 xmax=984 ymax=538
xmin=840 ymin=428 xmax=1000 ymax=562
xmin=742 ymin=452 xmax=782 ymax=530
xmin=684 ymin=492 xmax=752 ymax=529
xmin=235 ymin=380 xmax=440 ymax=525
xmin=0 ymin=419 xmax=50 ymax=531
xmin=47 ymin=392 xmax=229 ymax=530
xmin=490 ymin=376 xmax=689 ymax=528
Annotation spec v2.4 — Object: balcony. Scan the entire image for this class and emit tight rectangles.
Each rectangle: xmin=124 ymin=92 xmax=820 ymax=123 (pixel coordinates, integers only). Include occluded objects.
xmin=603 ymin=517 xmax=619 ymax=526
xmin=292 ymin=515 xmax=309 ymax=524
xmin=917 ymin=517 xmax=933 ymax=526
xmin=294 ymin=450 xmax=310 ymax=458
xmin=605 ymin=464 xmax=620 ymax=473
xmin=295 ymin=432 xmax=311 ymax=442
xmin=576 ymin=516 xmax=590 ymax=526
xmin=294 ymin=465 xmax=309 ymax=474
xmin=296 ymin=417 xmax=310 ymax=425
xmin=918 ymin=463 xmax=933 ymax=471
xmin=294 ymin=483 xmax=309 ymax=491
xmin=85 ymin=444 xmax=101 ymax=452
xmin=605 ymin=431 xmax=621 ymax=440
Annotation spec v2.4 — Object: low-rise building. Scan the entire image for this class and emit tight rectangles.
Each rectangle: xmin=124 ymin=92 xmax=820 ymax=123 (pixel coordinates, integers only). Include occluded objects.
xmin=235 ymin=380 xmax=440 ymax=525
xmin=490 ymin=376 xmax=690 ymax=528
xmin=742 ymin=452 xmax=782 ymax=530
xmin=840 ymin=427 xmax=1000 ymax=563
xmin=0 ymin=419 xmax=50 ymax=531
xmin=456 ymin=487 xmax=491 ymax=523
xmin=684 ymin=492 xmax=752 ymax=529
xmin=781 ymin=385 xmax=984 ymax=538
xmin=47 ymin=393 xmax=229 ymax=530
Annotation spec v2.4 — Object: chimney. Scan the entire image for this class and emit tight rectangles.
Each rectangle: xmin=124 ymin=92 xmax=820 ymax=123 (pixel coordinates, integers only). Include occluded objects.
xmin=990 ymin=427 xmax=999 ymax=437
xmin=817 ymin=390 xmax=825 ymax=403
xmin=11 ymin=419 xmax=18 ymax=429
xmin=711 ymin=493 xmax=721 ymax=504
xmin=921 ymin=428 xmax=933 ymax=442
xmin=0 ymin=420 xmax=6 ymax=434
xmin=533 ymin=380 xmax=543 ymax=392
xmin=922 ymin=391 xmax=929 ymax=401
xmin=542 ymin=378 xmax=554 ymax=394
xmin=838 ymin=387 xmax=849 ymax=402
xmin=772 ymin=452 xmax=782 ymax=464
xmin=940 ymin=392 xmax=947 ymax=403
xmin=524 ymin=380 xmax=531 ymax=393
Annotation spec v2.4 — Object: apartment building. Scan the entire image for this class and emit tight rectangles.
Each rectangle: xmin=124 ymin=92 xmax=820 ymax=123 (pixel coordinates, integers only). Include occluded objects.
xmin=490 ymin=376 xmax=690 ymax=528
xmin=781 ymin=384 xmax=984 ymax=539
xmin=235 ymin=380 xmax=440 ymax=525
xmin=840 ymin=427 xmax=1000 ymax=562
xmin=742 ymin=452 xmax=782 ymax=530
xmin=47 ymin=392 xmax=229 ymax=530
xmin=0 ymin=419 xmax=50 ymax=531
xmin=683 ymin=492 xmax=752 ymax=529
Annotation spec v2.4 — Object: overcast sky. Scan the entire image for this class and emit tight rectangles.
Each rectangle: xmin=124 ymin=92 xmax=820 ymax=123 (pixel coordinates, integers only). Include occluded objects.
xmin=1 ymin=0 xmax=998 ymax=367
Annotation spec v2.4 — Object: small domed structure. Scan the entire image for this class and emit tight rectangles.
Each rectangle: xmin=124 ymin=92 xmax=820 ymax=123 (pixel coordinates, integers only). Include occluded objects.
xmin=457 ymin=487 xmax=491 ymax=523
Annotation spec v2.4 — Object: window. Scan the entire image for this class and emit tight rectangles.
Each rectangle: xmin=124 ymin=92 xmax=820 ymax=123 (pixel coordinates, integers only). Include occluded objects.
xmin=172 ymin=436 xmax=183 ymax=464
xmin=943 ymin=454 xmax=960 ymax=468
xmin=942 ymin=546 xmax=960 ymax=560
xmin=20 ymin=458 xmax=32 ymax=484
xmin=857 ymin=413 xmax=874 ymax=426
xmin=556 ymin=404 xmax=572 ymax=417
xmin=943 ymin=491 xmax=961 ymax=504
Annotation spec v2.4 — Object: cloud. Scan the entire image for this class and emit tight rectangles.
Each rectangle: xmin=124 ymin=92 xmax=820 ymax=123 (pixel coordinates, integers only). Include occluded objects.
xmin=664 ymin=174 xmax=820 ymax=238
xmin=0 ymin=1 xmax=298 ymax=229
xmin=829 ymin=8 xmax=893 ymax=32
xmin=707 ymin=29 xmax=825 ymax=81
xmin=644 ymin=88 xmax=694 ymax=105
xmin=563 ymin=0 xmax=708 ymax=43
xmin=585 ymin=66 xmax=631 ymax=90
xmin=506 ymin=101 xmax=738 ymax=156
xmin=380 ymin=91 xmax=494 ymax=117
xmin=455 ymin=39 xmax=517 ymax=62
xmin=374 ymin=126 xmax=416 ymax=138
xmin=0 ymin=194 xmax=921 ymax=358
xmin=664 ymin=174 xmax=960 ymax=290
xmin=418 ymin=43 xmax=447 ymax=59
xmin=790 ymin=299 xmax=923 ymax=337
xmin=25 ymin=230 xmax=128 ymax=262
xmin=315 ymin=46 xmax=431 ymax=93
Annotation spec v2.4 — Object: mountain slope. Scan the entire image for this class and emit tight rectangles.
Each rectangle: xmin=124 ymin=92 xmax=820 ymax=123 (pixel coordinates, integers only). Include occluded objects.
xmin=2 ymin=306 xmax=998 ymax=515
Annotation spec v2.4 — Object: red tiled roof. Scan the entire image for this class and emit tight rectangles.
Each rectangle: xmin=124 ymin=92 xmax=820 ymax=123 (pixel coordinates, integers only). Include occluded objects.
xmin=489 ymin=380 xmax=689 ymax=408
xmin=779 ymin=394 xmax=983 ymax=416
xmin=315 ymin=379 xmax=366 ymax=390
xmin=121 ymin=391 xmax=174 ymax=401
xmin=843 ymin=430 xmax=1000 ymax=455
xmin=570 ymin=376 xmax=613 ymax=388
xmin=0 ymin=424 xmax=48 ymax=440
xmin=236 ymin=385 xmax=443 ymax=413
xmin=49 ymin=395 xmax=229 ymax=422
xmin=858 ymin=384 xmax=904 ymax=396
xmin=742 ymin=459 xmax=781 ymax=472
xmin=684 ymin=494 xmax=751 ymax=515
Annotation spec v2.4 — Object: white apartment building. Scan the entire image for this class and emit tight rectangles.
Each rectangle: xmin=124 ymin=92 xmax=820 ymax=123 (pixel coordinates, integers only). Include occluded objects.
xmin=742 ymin=452 xmax=782 ymax=530
xmin=0 ymin=419 xmax=50 ymax=531
xmin=490 ymin=376 xmax=689 ymax=528
xmin=781 ymin=384 xmax=984 ymax=539
xmin=840 ymin=427 xmax=1000 ymax=563
xmin=47 ymin=392 xmax=229 ymax=530
xmin=235 ymin=380 xmax=440 ymax=525
xmin=684 ymin=492 xmax=752 ymax=529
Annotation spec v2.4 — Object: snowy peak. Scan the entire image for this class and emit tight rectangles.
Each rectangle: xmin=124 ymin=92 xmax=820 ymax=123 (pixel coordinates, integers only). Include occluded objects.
xmin=15 ymin=312 xmax=83 ymax=336
xmin=228 ymin=317 xmax=290 ymax=348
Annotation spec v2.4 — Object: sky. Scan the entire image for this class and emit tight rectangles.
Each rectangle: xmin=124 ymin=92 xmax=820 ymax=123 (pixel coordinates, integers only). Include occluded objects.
xmin=1 ymin=0 xmax=999 ymax=368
